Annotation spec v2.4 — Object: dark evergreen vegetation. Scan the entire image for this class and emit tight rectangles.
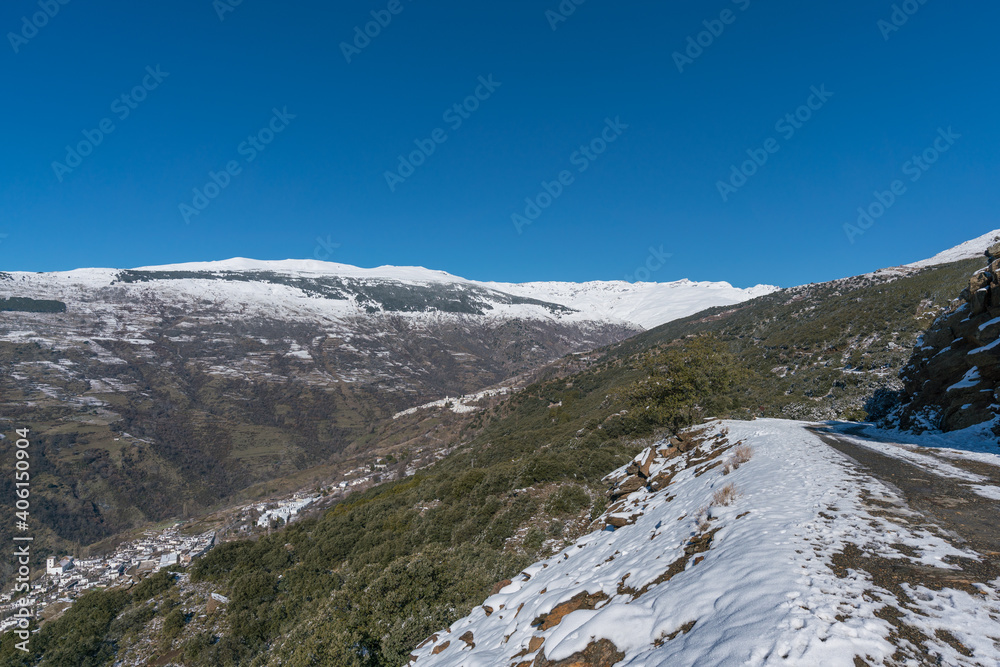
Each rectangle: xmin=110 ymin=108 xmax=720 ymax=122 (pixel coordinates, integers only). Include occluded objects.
xmin=0 ymin=298 xmax=66 ymax=314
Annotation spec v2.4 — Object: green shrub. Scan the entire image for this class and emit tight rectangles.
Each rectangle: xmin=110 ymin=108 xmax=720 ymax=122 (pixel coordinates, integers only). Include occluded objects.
xmin=524 ymin=527 xmax=545 ymax=551
xmin=546 ymin=485 xmax=590 ymax=516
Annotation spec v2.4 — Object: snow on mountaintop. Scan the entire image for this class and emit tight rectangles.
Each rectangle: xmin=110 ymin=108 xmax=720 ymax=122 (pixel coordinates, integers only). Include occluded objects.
xmin=132 ymin=257 xmax=466 ymax=284
xmin=487 ymin=279 xmax=778 ymax=331
xmin=907 ymin=229 xmax=1000 ymax=269
xmin=8 ymin=258 xmax=778 ymax=331
xmin=131 ymin=258 xmax=777 ymax=330
xmin=410 ymin=419 xmax=1000 ymax=667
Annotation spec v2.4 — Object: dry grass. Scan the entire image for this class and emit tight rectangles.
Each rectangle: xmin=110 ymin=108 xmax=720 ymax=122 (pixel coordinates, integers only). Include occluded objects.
xmin=722 ymin=444 xmax=754 ymax=475
xmin=712 ymin=483 xmax=739 ymax=507
xmin=696 ymin=506 xmax=711 ymax=533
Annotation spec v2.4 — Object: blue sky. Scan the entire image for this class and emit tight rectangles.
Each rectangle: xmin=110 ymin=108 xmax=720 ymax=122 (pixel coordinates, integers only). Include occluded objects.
xmin=2 ymin=0 xmax=997 ymax=286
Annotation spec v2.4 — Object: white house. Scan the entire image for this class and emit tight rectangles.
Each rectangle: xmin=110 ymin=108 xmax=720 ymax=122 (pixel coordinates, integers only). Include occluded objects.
xmin=158 ymin=553 xmax=179 ymax=569
xmin=45 ymin=556 xmax=74 ymax=576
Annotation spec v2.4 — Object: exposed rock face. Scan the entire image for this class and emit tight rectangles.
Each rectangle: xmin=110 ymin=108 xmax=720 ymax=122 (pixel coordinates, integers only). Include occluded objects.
xmin=532 ymin=639 xmax=625 ymax=667
xmin=888 ymin=245 xmax=1000 ymax=434
xmin=531 ymin=591 xmax=609 ymax=631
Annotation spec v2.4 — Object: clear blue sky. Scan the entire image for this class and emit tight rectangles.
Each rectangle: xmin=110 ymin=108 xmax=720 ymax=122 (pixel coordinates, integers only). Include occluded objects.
xmin=2 ymin=0 xmax=998 ymax=286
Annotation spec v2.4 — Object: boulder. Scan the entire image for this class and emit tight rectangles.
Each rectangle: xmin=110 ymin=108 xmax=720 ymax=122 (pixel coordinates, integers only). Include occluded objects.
xmin=489 ymin=579 xmax=512 ymax=596
xmin=972 ymin=288 xmax=990 ymax=316
xmin=610 ymin=475 xmax=645 ymax=500
xmin=888 ymin=244 xmax=1000 ymax=436
xmin=532 ymin=639 xmax=624 ymax=667
xmin=970 ymin=271 xmax=993 ymax=292
xmin=637 ymin=449 xmax=656 ymax=478
xmin=532 ymin=592 xmax=609 ymax=631
xmin=605 ymin=514 xmax=640 ymax=528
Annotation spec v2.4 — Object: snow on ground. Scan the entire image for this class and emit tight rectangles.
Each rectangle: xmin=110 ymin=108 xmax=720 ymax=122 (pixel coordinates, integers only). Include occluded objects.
xmin=826 ymin=426 xmax=988 ymax=484
xmin=409 ymin=419 xmax=1000 ymax=667
xmin=851 ymin=419 xmax=1000 ymax=461
xmin=832 ymin=421 xmax=1000 ymax=502
xmin=907 ymin=229 xmax=1000 ymax=269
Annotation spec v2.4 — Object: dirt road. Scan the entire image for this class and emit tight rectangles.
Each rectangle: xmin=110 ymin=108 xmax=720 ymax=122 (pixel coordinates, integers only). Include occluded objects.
xmin=808 ymin=424 xmax=1000 ymax=663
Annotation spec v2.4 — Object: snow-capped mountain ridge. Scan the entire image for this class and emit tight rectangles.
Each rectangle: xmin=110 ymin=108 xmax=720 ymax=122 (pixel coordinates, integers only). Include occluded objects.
xmin=134 ymin=257 xmax=467 ymax=284
xmin=6 ymin=258 xmax=779 ymax=331
xmin=907 ymin=228 xmax=1000 ymax=269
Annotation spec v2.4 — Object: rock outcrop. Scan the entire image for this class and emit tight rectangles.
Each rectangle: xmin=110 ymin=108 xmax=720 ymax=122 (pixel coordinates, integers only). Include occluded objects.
xmin=887 ymin=242 xmax=1000 ymax=434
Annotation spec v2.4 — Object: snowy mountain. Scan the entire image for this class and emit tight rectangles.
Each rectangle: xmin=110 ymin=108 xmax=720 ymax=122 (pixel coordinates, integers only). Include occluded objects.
xmin=906 ymin=228 xmax=1000 ymax=269
xmin=1 ymin=258 xmax=777 ymax=331
xmin=0 ymin=258 xmax=773 ymax=562
xmin=483 ymin=279 xmax=778 ymax=331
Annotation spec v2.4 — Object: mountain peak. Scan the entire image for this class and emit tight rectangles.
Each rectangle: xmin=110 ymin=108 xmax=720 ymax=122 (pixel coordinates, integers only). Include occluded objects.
xmin=907 ymin=228 xmax=1000 ymax=269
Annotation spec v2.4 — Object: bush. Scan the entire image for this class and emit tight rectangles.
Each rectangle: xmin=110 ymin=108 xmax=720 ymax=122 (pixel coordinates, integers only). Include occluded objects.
xmin=131 ymin=570 xmax=175 ymax=602
xmin=524 ymin=527 xmax=545 ymax=551
xmin=712 ymin=483 xmax=739 ymax=507
xmin=722 ymin=445 xmax=753 ymax=475
xmin=622 ymin=336 xmax=749 ymax=434
xmin=162 ymin=608 xmax=186 ymax=640
xmin=546 ymin=485 xmax=590 ymax=516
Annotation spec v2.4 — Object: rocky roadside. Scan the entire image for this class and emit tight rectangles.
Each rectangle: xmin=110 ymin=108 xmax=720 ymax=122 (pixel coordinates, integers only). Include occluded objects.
xmin=890 ymin=242 xmax=1000 ymax=434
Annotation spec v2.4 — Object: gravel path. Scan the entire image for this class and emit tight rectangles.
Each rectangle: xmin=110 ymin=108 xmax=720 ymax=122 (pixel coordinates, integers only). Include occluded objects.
xmin=809 ymin=424 xmax=1000 ymax=664
xmin=810 ymin=424 xmax=1000 ymax=559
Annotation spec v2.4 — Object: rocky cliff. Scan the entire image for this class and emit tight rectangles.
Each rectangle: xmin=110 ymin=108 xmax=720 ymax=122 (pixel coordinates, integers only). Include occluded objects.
xmin=885 ymin=237 xmax=1000 ymax=434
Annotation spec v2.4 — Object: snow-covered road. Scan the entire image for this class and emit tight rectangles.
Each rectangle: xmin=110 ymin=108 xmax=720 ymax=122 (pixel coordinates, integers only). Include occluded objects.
xmin=409 ymin=419 xmax=1000 ymax=666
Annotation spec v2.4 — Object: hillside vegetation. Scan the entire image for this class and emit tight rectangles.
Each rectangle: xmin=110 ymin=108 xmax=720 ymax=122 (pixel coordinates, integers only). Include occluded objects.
xmin=0 ymin=298 xmax=66 ymax=313
xmin=0 ymin=307 xmax=632 ymax=591
xmin=0 ymin=258 xmax=978 ymax=666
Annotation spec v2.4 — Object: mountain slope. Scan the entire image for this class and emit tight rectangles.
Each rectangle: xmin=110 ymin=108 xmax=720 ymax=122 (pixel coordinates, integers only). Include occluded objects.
xmin=880 ymin=240 xmax=1000 ymax=433
xmin=410 ymin=419 xmax=1000 ymax=667
xmin=906 ymin=229 xmax=1000 ymax=269
xmin=2 ymin=236 xmax=996 ymax=665
xmin=0 ymin=260 xmax=769 ymax=584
